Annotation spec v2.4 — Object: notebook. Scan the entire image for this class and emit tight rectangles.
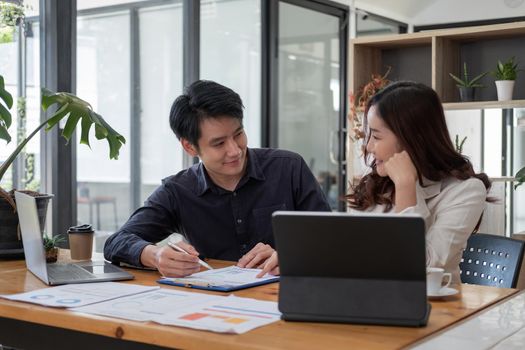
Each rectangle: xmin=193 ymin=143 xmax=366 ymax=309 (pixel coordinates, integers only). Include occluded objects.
xmin=272 ymin=211 xmax=430 ymax=327
xmin=15 ymin=191 xmax=134 ymax=285
xmin=158 ymin=266 xmax=279 ymax=292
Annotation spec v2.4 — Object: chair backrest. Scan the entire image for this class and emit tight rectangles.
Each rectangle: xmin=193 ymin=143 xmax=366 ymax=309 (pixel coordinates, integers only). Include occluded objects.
xmin=460 ymin=233 xmax=525 ymax=288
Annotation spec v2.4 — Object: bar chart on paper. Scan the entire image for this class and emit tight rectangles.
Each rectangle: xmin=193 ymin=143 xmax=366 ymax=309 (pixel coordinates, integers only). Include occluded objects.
xmin=72 ymin=289 xmax=281 ymax=333
xmin=1 ymin=282 xmax=159 ymax=308
xmin=170 ymin=300 xmax=281 ymax=333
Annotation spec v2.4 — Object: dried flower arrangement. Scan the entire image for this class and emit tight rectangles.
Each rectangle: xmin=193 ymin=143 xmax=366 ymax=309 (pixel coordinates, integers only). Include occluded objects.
xmin=348 ymin=67 xmax=391 ymax=141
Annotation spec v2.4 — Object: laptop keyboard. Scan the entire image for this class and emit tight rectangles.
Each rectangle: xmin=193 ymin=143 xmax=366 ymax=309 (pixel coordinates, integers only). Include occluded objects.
xmin=47 ymin=264 xmax=97 ymax=282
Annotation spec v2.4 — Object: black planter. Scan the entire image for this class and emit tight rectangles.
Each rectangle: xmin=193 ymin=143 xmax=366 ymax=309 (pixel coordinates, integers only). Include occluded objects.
xmin=0 ymin=194 xmax=53 ymax=259
xmin=458 ymin=87 xmax=475 ymax=102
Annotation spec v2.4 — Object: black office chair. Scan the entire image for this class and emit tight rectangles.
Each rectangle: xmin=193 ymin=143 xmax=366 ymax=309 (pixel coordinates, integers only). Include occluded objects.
xmin=460 ymin=233 xmax=525 ymax=288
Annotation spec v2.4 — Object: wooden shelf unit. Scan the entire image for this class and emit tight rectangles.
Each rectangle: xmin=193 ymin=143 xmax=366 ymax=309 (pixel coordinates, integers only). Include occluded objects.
xmin=350 ymin=21 xmax=525 ymax=106
xmin=442 ymin=99 xmax=525 ymax=111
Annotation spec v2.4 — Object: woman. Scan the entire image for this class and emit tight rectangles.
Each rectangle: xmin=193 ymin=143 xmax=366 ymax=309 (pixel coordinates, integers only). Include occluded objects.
xmin=259 ymin=81 xmax=490 ymax=284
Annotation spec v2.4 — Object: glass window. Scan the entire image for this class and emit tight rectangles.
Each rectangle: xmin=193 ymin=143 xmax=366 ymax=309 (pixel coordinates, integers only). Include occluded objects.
xmin=200 ymin=0 xmax=261 ymax=147
xmin=277 ymin=2 xmax=341 ymax=209
xmin=446 ymin=107 xmax=525 ymax=235
xmin=0 ymin=25 xmax=19 ymax=190
xmin=138 ymin=3 xmax=184 ymax=201
xmin=0 ymin=13 xmax=40 ymax=192
xmin=446 ymin=109 xmax=503 ymax=234
xmin=76 ymin=1 xmax=185 ymax=239
xmin=513 ymin=108 xmax=525 ymax=233
xmin=483 ymin=109 xmax=504 ymax=177
xmin=25 ymin=21 xmax=41 ymax=192
xmin=445 ymin=109 xmax=483 ymax=172
xmin=76 ymin=10 xmax=131 ymax=232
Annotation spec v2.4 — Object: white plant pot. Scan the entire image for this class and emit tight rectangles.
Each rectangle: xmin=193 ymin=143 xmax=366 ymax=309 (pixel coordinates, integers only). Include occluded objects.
xmin=495 ymin=80 xmax=515 ymax=101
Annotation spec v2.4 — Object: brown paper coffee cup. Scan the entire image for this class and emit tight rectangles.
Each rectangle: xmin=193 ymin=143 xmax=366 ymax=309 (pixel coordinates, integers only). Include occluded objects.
xmin=68 ymin=224 xmax=94 ymax=260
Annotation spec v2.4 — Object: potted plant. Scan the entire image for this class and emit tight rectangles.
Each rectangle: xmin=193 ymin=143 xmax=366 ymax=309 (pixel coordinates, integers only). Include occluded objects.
xmin=492 ymin=57 xmax=521 ymax=101
xmin=43 ymin=233 xmax=65 ymax=263
xmin=0 ymin=78 xmax=126 ymax=257
xmin=0 ymin=2 xmax=125 ymax=259
xmin=454 ymin=135 xmax=467 ymax=154
xmin=449 ymin=62 xmax=487 ymax=102
xmin=515 ymin=166 xmax=525 ymax=190
xmin=0 ymin=1 xmax=24 ymax=44
xmin=0 ymin=76 xmax=126 ymax=258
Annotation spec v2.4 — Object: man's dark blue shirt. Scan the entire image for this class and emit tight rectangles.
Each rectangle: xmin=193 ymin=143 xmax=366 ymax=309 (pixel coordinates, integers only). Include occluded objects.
xmin=104 ymin=148 xmax=331 ymax=266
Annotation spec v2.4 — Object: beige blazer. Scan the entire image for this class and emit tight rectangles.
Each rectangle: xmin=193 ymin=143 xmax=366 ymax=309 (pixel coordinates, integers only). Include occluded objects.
xmin=350 ymin=177 xmax=487 ymax=285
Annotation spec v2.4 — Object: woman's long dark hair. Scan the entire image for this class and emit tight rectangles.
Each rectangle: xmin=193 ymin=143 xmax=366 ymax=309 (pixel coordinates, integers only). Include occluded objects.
xmin=347 ymin=81 xmax=491 ymax=211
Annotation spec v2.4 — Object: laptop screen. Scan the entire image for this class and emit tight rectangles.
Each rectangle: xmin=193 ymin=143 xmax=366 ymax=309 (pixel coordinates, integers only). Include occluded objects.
xmin=14 ymin=191 xmax=50 ymax=283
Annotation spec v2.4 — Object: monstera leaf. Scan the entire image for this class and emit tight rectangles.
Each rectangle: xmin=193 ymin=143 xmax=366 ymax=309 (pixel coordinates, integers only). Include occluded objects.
xmin=0 ymin=75 xmax=13 ymax=143
xmin=41 ymin=88 xmax=126 ymax=159
xmin=515 ymin=166 xmax=525 ymax=190
xmin=0 ymin=86 xmax=126 ymax=187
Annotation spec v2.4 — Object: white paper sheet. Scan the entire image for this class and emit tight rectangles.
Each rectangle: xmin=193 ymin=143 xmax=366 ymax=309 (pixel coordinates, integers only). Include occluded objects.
xmin=160 ymin=265 xmax=278 ymax=289
xmin=72 ymin=289 xmax=281 ymax=334
xmin=0 ymin=282 xmax=159 ymax=308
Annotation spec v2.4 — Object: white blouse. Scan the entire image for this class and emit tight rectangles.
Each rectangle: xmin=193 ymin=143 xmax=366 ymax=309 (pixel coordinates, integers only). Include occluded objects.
xmin=350 ymin=177 xmax=487 ymax=285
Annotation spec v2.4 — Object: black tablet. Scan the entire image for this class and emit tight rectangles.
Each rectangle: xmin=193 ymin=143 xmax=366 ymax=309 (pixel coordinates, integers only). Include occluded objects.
xmin=272 ymin=211 xmax=430 ymax=327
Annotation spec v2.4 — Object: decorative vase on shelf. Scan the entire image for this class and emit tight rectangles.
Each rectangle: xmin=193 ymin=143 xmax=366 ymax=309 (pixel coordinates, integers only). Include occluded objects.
xmin=458 ymin=87 xmax=475 ymax=102
xmin=492 ymin=57 xmax=519 ymax=101
xmin=449 ymin=62 xmax=488 ymax=102
xmin=495 ymin=80 xmax=515 ymax=101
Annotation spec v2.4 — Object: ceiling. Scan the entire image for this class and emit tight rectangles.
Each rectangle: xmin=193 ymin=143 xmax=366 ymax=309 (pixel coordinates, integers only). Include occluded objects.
xmin=353 ymin=0 xmax=436 ymax=22
xmin=349 ymin=0 xmax=525 ymax=26
xmin=23 ymin=0 xmax=525 ymax=27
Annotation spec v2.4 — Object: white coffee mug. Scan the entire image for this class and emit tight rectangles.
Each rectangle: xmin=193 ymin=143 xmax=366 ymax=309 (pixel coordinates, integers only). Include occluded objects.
xmin=426 ymin=267 xmax=452 ymax=294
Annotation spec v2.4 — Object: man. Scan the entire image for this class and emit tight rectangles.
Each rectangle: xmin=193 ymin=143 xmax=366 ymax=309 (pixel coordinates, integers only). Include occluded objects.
xmin=104 ymin=80 xmax=331 ymax=277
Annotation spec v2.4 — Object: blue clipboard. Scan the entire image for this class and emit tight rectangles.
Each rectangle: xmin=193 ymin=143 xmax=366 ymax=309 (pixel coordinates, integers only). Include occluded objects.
xmin=157 ymin=276 xmax=279 ymax=292
xmin=156 ymin=266 xmax=280 ymax=292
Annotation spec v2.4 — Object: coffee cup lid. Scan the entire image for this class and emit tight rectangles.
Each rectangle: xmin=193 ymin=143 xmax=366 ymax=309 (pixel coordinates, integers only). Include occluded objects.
xmin=68 ymin=224 xmax=94 ymax=233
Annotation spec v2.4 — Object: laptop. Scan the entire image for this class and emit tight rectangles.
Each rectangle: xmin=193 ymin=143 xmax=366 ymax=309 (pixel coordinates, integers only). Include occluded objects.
xmin=15 ymin=191 xmax=134 ymax=285
xmin=272 ymin=211 xmax=430 ymax=327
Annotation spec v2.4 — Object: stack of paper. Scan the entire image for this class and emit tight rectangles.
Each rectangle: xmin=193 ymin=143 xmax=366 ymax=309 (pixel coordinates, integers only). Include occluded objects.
xmin=159 ymin=265 xmax=280 ymax=292
xmin=1 ymin=281 xmax=281 ymax=334
xmin=72 ymin=289 xmax=282 ymax=334
xmin=1 ymin=282 xmax=159 ymax=308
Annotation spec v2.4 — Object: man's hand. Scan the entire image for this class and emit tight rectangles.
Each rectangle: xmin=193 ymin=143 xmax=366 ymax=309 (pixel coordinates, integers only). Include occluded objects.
xmin=256 ymin=251 xmax=279 ymax=278
xmin=140 ymin=241 xmax=201 ymax=277
xmin=237 ymin=243 xmax=275 ymax=269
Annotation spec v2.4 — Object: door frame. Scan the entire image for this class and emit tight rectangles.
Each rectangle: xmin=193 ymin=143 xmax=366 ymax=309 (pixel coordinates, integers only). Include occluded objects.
xmin=262 ymin=0 xmax=349 ymax=211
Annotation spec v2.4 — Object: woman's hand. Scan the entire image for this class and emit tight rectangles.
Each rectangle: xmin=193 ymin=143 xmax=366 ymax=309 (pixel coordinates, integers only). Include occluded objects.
xmin=384 ymin=151 xmax=418 ymax=212
xmin=384 ymin=151 xmax=417 ymax=187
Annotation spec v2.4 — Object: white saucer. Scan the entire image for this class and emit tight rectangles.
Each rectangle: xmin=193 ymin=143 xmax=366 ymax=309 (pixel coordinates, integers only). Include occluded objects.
xmin=427 ymin=287 xmax=459 ymax=299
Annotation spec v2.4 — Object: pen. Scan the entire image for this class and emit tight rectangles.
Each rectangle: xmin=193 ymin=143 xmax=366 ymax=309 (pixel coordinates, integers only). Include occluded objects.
xmin=167 ymin=241 xmax=214 ymax=270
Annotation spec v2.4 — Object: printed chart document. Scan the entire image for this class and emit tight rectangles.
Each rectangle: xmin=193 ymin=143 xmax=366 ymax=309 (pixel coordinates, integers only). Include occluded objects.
xmin=158 ymin=265 xmax=279 ymax=291
xmin=72 ymin=289 xmax=281 ymax=334
xmin=0 ymin=282 xmax=159 ymax=308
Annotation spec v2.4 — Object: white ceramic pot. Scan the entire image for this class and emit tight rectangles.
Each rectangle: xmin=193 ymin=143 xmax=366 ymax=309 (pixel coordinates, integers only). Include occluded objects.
xmin=495 ymin=80 xmax=515 ymax=101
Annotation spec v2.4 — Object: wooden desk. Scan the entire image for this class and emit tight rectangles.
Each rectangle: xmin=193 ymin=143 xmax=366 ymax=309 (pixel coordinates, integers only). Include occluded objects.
xmin=410 ymin=290 xmax=525 ymax=349
xmin=0 ymin=251 xmax=519 ymax=350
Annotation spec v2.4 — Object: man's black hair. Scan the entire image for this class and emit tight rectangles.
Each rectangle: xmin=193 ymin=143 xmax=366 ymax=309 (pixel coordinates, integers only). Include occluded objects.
xmin=169 ymin=80 xmax=244 ymax=147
